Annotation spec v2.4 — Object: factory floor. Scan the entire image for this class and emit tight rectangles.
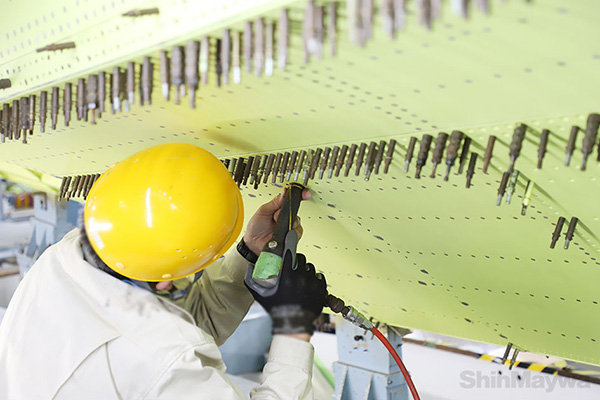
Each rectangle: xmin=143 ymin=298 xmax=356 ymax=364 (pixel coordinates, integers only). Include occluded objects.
xmin=310 ymin=331 xmax=600 ymax=400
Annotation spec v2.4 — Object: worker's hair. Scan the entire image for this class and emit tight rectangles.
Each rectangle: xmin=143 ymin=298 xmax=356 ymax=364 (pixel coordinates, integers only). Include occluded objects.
xmin=79 ymin=224 xmax=128 ymax=282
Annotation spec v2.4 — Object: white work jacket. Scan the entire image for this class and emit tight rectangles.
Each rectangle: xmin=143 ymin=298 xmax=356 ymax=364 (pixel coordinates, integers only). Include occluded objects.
xmin=0 ymin=229 xmax=314 ymax=399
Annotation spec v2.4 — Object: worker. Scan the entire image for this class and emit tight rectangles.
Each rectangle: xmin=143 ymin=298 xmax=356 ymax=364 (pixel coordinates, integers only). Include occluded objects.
xmin=0 ymin=143 xmax=328 ymax=399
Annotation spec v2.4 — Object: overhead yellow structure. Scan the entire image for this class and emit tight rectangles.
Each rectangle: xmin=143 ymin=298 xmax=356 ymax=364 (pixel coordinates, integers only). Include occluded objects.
xmin=1 ymin=0 xmax=599 ymax=366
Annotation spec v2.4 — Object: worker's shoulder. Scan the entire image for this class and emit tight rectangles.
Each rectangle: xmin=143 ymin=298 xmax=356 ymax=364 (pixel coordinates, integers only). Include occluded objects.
xmin=49 ymin=228 xmax=217 ymax=348
xmin=109 ymin=297 xmax=221 ymax=372
xmin=94 ymin=300 xmax=224 ymax=398
xmin=116 ymin=292 xmax=217 ymax=349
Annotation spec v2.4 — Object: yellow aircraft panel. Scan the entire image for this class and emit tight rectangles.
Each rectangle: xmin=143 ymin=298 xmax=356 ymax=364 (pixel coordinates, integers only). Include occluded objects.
xmin=0 ymin=0 xmax=599 ymax=366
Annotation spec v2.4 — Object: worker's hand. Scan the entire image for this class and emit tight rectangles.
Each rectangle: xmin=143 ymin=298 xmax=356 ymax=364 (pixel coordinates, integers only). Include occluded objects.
xmin=246 ymin=251 xmax=327 ymax=336
xmin=243 ymin=189 xmax=311 ymax=255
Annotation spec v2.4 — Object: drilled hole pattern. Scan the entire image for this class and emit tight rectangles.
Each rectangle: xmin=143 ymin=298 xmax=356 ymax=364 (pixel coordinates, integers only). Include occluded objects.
xmin=235 ymin=129 xmax=600 ymax=365
xmin=0 ymin=0 xmax=599 ymax=366
xmin=2 ymin=65 xmax=600 ymax=365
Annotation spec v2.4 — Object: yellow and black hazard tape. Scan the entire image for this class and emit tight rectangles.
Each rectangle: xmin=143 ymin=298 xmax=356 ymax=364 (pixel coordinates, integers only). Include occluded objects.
xmin=482 ymin=354 xmax=561 ymax=375
xmin=404 ymin=338 xmax=600 ymax=385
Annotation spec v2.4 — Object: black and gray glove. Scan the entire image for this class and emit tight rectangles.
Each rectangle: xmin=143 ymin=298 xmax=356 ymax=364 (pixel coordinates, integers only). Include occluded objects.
xmin=246 ymin=251 xmax=327 ymax=335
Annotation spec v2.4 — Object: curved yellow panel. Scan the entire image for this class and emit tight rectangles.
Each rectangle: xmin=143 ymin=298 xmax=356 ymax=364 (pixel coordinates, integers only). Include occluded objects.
xmin=1 ymin=0 xmax=599 ymax=365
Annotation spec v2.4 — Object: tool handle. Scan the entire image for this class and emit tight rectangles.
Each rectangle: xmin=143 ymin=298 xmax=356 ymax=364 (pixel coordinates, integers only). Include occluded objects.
xmin=538 ymin=129 xmax=549 ymax=158
xmin=446 ymin=130 xmax=464 ymax=165
xmin=329 ymin=147 xmax=340 ymax=178
xmin=405 ymin=137 xmax=417 ymax=162
xmin=98 ymin=72 xmax=106 ymax=108
xmin=251 ymin=155 xmax=262 ymax=179
xmin=242 ymin=156 xmax=254 ymax=185
xmin=364 ymin=141 xmax=377 ymax=173
xmin=263 ymin=154 xmax=275 ymax=183
xmin=467 ymin=152 xmax=478 ymax=175
xmin=355 ymin=143 xmax=367 ymax=175
xmin=112 ymin=67 xmax=122 ymax=102
xmin=374 ymin=140 xmax=386 ymax=175
xmin=521 ymin=180 xmax=534 ymax=215
xmin=64 ymin=83 xmax=72 ymax=116
xmin=432 ymin=132 xmax=448 ymax=164
xmin=185 ymin=41 xmax=200 ymax=88
xmin=498 ymin=171 xmax=510 ymax=195
xmin=567 ymin=126 xmax=579 ymax=153
xmin=39 ymin=92 xmax=47 ymax=132
xmin=483 ymin=135 xmax=496 ymax=164
xmin=126 ymin=62 xmax=135 ymax=97
xmin=289 ymin=151 xmax=299 ymax=172
xmin=582 ymin=114 xmax=600 ymax=154
xmin=310 ymin=148 xmax=323 ymax=179
xmin=159 ymin=51 xmax=170 ymax=86
xmin=170 ymin=46 xmax=184 ymax=84
xmin=271 ymin=183 xmax=304 ymax=249
xmin=457 ymin=136 xmax=471 ymax=174
xmin=565 ymin=126 xmax=579 ymax=166
xmin=550 ymin=217 xmax=566 ymax=249
xmin=280 ymin=152 xmax=291 ymax=180
xmin=233 ymin=157 xmax=246 ymax=185
xmin=320 ymin=147 xmax=331 ymax=173
xmin=86 ymin=75 xmax=98 ymax=106
xmin=19 ymin=97 xmax=29 ymax=131
xmin=344 ymin=144 xmax=357 ymax=176
xmin=510 ymin=124 xmax=527 ymax=158
xmin=565 ymin=217 xmax=578 ymax=238
xmin=336 ymin=145 xmax=349 ymax=176
xmin=50 ymin=88 xmax=59 ymax=129
xmin=296 ymin=150 xmax=307 ymax=175
xmin=383 ymin=139 xmax=396 ymax=173
xmin=141 ymin=57 xmax=153 ymax=105
xmin=417 ymin=134 xmax=433 ymax=165
xmin=272 ymin=153 xmax=283 ymax=183
xmin=77 ymin=79 xmax=86 ymax=119
xmin=465 ymin=152 xmax=478 ymax=188
xmin=250 ymin=183 xmax=305 ymax=288
xmin=330 ymin=147 xmax=339 ymax=167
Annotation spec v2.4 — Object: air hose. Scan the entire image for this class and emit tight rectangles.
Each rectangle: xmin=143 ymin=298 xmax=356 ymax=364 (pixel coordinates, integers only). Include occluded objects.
xmin=325 ymin=294 xmax=421 ymax=400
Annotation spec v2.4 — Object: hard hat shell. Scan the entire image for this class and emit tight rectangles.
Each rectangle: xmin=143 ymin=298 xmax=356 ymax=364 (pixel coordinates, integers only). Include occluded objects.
xmin=84 ymin=143 xmax=244 ymax=282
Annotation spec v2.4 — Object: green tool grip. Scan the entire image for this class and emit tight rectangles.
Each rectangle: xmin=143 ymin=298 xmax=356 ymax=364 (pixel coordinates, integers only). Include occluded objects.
xmin=252 ymin=251 xmax=282 ymax=281
xmin=251 ymin=182 xmax=305 ymax=285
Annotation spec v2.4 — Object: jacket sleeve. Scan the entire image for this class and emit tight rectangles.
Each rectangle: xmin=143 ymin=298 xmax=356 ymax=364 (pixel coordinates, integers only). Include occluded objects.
xmin=250 ymin=336 xmax=314 ymax=400
xmin=175 ymin=250 xmax=254 ymax=346
xmin=144 ymin=336 xmax=314 ymax=400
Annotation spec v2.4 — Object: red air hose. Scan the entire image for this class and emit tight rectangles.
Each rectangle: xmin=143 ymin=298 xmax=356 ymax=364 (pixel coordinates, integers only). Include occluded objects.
xmin=324 ymin=295 xmax=421 ymax=399
xmin=371 ymin=327 xmax=421 ymax=400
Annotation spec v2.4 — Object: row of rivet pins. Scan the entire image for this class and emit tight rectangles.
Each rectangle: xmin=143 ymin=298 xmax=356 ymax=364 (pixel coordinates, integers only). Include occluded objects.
xmin=493 ymin=114 xmax=598 ymax=235
xmin=0 ymin=59 xmax=155 ymax=142
xmin=222 ymin=139 xmax=398 ymax=188
xmin=0 ymin=0 xmax=501 ymax=142
xmin=57 ymin=174 xmax=101 ymax=201
xmin=397 ymin=113 xmax=599 ymax=214
xmin=400 ymin=113 xmax=599 ymax=251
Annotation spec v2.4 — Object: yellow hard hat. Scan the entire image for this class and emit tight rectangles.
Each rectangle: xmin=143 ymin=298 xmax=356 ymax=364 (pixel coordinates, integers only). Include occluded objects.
xmin=84 ymin=143 xmax=244 ymax=282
